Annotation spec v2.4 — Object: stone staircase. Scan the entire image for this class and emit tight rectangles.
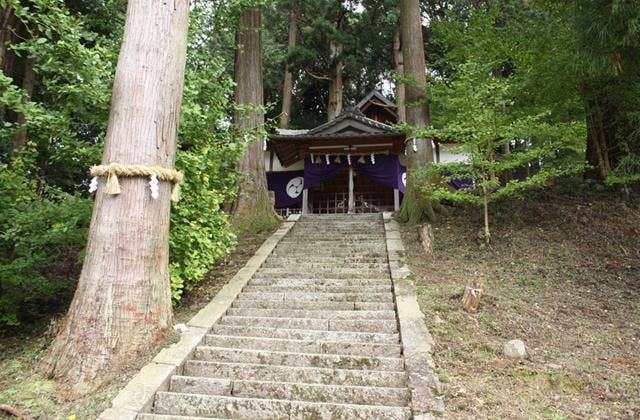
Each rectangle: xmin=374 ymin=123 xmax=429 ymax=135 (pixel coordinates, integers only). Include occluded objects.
xmin=140 ymin=214 xmax=416 ymax=419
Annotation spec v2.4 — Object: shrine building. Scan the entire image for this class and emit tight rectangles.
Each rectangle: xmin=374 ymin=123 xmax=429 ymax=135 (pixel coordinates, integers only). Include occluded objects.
xmin=265 ymin=90 xmax=465 ymax=215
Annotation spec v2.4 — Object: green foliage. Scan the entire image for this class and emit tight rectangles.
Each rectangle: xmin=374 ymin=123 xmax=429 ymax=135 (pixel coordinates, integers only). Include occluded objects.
xmin=168 ymin=5 xmax=245 ymax=301
xmin=606 ymin=154 xmax=640 ymax=186
xmin=0 ymin=0 xmax=115 ymax=190
xmin=419 ymin=3 xmax=587 ymax=240
xmin=0 ymin=163 xmax=91 ymax=329
xmin=263 ymin=0 xmax=397 ymax=126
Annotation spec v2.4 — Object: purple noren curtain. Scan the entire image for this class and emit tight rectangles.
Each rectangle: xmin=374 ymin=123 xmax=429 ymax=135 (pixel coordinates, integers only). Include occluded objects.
xmin=354 ymin=154 xmax=406 ymax=193
xmin=271 ymin=155 xmax=407 ymax=207
xmin=303 ymin=156 xmax=348 ymax=190
xmin=267 ymin=170 xmax=305 ymax=208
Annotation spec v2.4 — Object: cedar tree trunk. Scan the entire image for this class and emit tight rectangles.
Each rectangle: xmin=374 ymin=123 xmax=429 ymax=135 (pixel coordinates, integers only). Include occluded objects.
xmin=10 ymin=57 xmax=36 ymax=156
xmin=327 ymin=40 xmax=343 ymax=121
xmin=231 ymin=7 xmax=277 ymax=232
xmin=279 ymin=9 xmax=297 ymax=129
xmin=0 ymin=6 xmax=19 ymax=121
xmin=0 ymin=6 xmax=16 ymax=70
xmin=584 ymin=92 xmax=615 ymax=181
xmin=398 ymin=0 xmax=436 ymax=224
xmin=40 ymin=0 xmax=190 ymax=395
xmin=393 ymin=29 xmax=406 ymax=123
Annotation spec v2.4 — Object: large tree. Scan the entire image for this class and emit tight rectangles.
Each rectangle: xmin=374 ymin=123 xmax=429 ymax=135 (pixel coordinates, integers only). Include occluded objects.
xmin=40 ymin=0 xmax=190 ymax=395
xmin=230 ymin=7 xmax=277 ymax=232
xmin=279 ymin=6 xmax=298 ymax=128
xmin=398 ymin=0 xmax=436 ymax=224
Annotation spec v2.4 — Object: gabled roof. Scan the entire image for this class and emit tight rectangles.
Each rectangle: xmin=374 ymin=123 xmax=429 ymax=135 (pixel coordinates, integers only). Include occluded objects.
xmin=356 ymin=89 xmax=396 ymax=110
xmin=280 ymin=107 xmax=398 ymax=138
xmin=356 ymin=89 xmax=399 ymax=124
xmin=268 ymin=108 xmax=405 ymax=167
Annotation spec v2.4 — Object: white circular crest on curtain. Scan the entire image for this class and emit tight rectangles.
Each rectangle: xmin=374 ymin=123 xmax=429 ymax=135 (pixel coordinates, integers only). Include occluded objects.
xmin=286 ymin=176 xmax=304 ymax=198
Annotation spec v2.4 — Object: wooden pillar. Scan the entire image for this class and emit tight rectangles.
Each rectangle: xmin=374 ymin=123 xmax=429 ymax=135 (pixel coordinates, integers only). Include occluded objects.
xmin=394 ymin=189 xmax=400 ymax=211
xmin=302 ymin=188 xmax=309 ymax=214
xmin=348 ymin=167 xmax=355 ymax=214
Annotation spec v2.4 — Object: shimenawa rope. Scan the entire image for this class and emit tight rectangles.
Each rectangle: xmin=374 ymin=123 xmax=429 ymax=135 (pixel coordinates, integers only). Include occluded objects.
xmin=89 ymin=163 xmax=184 ymax=202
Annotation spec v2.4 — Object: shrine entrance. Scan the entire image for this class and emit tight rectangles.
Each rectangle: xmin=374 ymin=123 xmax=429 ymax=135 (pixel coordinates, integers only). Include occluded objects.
xmin=306 ymin=167 xmax=398 ymax=214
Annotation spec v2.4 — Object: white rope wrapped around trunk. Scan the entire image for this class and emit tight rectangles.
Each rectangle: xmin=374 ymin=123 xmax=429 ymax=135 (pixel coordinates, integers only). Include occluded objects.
xmin=89 ymin=163 xmax=184 ymax=202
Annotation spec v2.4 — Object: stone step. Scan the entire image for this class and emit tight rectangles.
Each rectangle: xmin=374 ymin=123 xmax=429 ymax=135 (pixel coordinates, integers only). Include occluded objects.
xmin=226 ymin=308 xmax=395 ymax=320
xmin=232 ymin=299 xmax=395 ymax=311
xmin=167 ymin=376 xmax=408 ymax=407
xmin=271 ymin=249 xmax=386 ymax=257
xmin=236 ymin=291 xmax=394 ymax=303
xmin=218 ymin=316 xmax=398 ymax=334
xmin=276 ymin=241 xmax=387 ymax=248
xmin=269 ymin=254 xmax=387 ymax=261
xmin=203 ymin=334 xmax=402 ymax=357
xmin=299 ymin=216 xmax=381 ymax=221
xmin=253 ymin=270 xmax=390 ymax=280
xmin=300 ymin=214 xmax=381 ymax=218
xmin=193 ymin=346 xmax=404 ymax=371
xmin=182 ymin=360 xmax=408 ymax=387
xmin=170 ymin=376 xmax=232 ymax=395
xmin=137 ymin=414 xmax=218 ymax=420
xmin=271 ymin=249 xmax=386 ymax=259
xmin=232 ymin=380 xmax=410 ymax=407
xmin=242 ymin=284 xmax=392 ymax=293
xmin=209 ymin=325 xmax=400 ymax=344
xmin=154 ymin=392 xmax=410 ymax=419
xmin=248 ymin=278 xmax=391 ymax=287
xmin=280 ymin=235 xmax=386 ymax=241
xmin=288 ymin=231 xmax=385 ymax=237
xmin=260 ymin=262 xmax=389 ymax=270
xmin=275 ymin=241 xmax=386 ymax=247
xmin=265 ymin=256 xmax=387 ymax=264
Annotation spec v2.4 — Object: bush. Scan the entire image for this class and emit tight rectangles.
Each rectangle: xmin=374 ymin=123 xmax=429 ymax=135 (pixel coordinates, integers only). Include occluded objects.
xmin=167 ymin=27 xmax=244 ymax=301
xmin=169 ymin=145 xmax=240 ymax=300
xmin=0 ymin=165 xmax=92 ymax=330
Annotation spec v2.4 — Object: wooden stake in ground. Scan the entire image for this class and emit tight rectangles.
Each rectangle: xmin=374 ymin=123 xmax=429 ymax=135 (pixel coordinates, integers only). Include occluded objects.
xmin=462 ymin=280 xmax=484 ymax=312
xmin=418 ymin=223 xmax=434 ymax=254
xmin=40 ymin=0 xmax=190 ymax=396
xmin=231 ymin=7 xmax=277 ymax=233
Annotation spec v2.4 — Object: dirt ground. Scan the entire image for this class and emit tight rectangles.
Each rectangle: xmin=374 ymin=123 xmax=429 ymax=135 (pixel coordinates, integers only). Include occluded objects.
xmin=402 ymin=185 xmax=640 ymax=419
xmin=0 ymin=228 xmax=275 ymax=419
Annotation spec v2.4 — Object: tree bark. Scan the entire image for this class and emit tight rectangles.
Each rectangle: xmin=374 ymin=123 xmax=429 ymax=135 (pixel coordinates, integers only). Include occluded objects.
xmin=279 ymin=9 xmax=297 ymax=129
xmin=231 ymin=7 xmax=277 ymax=233
xmin=584 ymin=93 xmax=614 ymax=181
xmin=40 ymin=0 xmax=190 ymax=396
xmin=398 ymin=0 xmax=435 ymax=225
xmin=10 ymin=57 xmax=36 ymax=156
xmin=0 ymin=6 xmax=17 ymax=71
xmin=393 ymin=29 xmax=406 ymax=123
xmin=327 ymin=40 xmax=343 ymax=121
xmin=0 ymin=6 xmax=18 ymax=120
